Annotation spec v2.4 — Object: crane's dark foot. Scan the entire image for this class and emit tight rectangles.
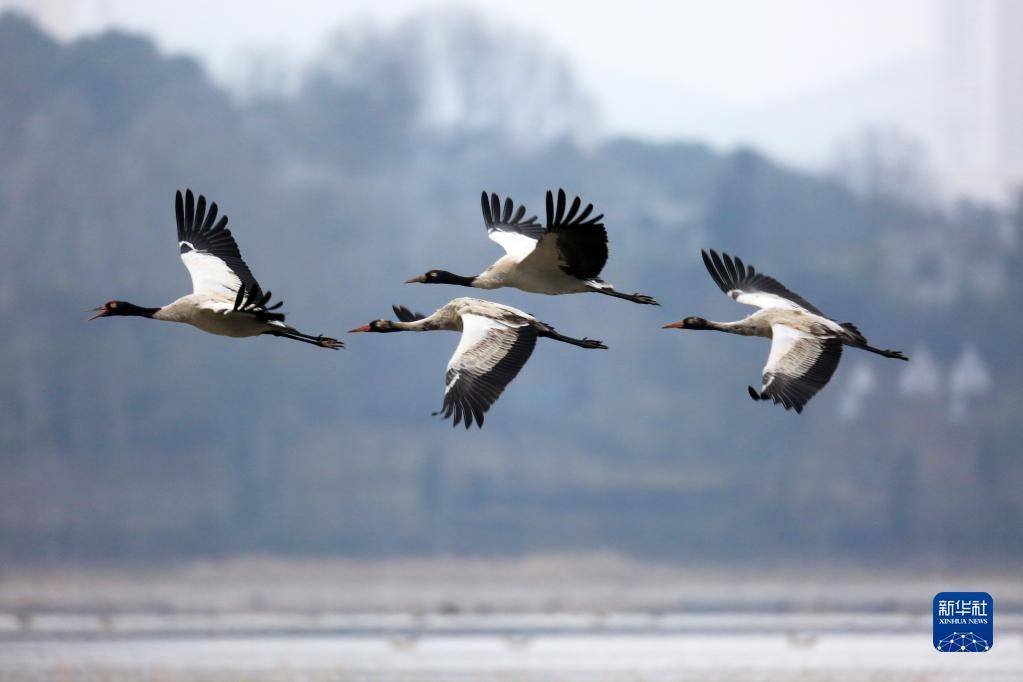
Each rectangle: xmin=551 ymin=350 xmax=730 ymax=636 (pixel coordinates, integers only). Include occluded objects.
xmin=748 ymin=386 xmax=762 ymax=401
xmin=861 ymin=344 xmax=908 ymax=360
xmin=540 ymin=328 xmax=607 ymax=349
xmin=318 ymin=335 xmax=344 ymax=349
xmin=592 ymin=288 xmax=659 ymax=305
xmin=629 ymin=293 xmax=659 ymax=305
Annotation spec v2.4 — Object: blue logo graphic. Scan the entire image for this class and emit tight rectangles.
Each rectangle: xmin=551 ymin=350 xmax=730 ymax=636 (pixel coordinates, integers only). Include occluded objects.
xmin=934 ymin=592 xmax=993 ymax=652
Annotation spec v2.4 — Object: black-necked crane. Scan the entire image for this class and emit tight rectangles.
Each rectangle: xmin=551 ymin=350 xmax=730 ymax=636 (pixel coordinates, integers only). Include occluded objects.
xmin=89 ymin=189 xmax=342 ymax=349
xmin=662 ymin=250 xmax=907 ymax=413
xmin=349 ymin=297 xmax=606 ymax=428
xmin=405 ymin=189 xmax=658 ymax=305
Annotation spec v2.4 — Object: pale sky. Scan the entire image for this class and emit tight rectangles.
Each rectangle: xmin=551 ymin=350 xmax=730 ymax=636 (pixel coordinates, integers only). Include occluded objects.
xmin=5 ymin=1 xmax=940 ymax=168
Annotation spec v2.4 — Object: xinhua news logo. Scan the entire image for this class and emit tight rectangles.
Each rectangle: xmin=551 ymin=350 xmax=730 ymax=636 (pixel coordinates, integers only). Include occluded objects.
xmin=934 ymin=592 xmax=993 ymax=652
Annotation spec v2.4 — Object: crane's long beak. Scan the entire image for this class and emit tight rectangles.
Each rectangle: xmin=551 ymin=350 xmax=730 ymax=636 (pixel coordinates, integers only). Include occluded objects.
xmin=662 ymin=320 xmax=686 ymax=329
xmin=404 ymin=275 xmax=424 ymax=284
xmin=87 ymin=306 xmax=107 ymax=321
xmin=348 ymin=324 xmax=371 ymax=333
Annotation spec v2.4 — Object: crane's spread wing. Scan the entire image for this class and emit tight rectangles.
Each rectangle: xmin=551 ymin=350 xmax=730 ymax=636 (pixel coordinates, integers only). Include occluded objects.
xmin=392 ymin=304 xmax=426 ymax=322
xmin=702 ymin=249 xmax=825 ymax=315
xmin=438 ymin=313 xmax=538 ymax=429
xmin=520 ymin=189 xmax=608 ymax=280
xmin=481 ymin=191 xmax=544 ymax=262
xmin=176 ymin=189 xmax=263 ymax=300
xmin=756 ymin=324 xmax=842 ymax=413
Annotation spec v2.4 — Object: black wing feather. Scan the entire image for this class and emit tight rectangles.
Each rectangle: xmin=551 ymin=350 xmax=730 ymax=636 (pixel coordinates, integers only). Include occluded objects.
xmin=480 ymin=191 xmax=544 ymax=240
xmin=701 ymin=249 xmax=825 ymax=316
xmin=393 ymin=305 xmax=426 ymax=322
xmin=544 ymin=188 xmax=608 ymax=280
xmin=176 ymin=188 xmax=263 ymax=296
xmin=231 ymin=284 xmax=286 ymax=322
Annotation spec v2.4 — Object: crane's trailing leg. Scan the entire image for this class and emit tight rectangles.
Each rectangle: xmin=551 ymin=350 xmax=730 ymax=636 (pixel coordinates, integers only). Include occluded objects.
xmin=860 ymin=344 xmax=908 ymax=360
xmin=265 ymin=329 xmax=343 ymax=349
xmin=538 ymin=328 xmax=607 ymax=349
xmin=590 ymin=286 xmax=659 ymax=305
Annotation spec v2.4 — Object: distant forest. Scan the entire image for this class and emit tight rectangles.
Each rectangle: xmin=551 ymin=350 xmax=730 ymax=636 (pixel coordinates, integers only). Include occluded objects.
xmin=1 ymin=11 xmax=1020 ymax=564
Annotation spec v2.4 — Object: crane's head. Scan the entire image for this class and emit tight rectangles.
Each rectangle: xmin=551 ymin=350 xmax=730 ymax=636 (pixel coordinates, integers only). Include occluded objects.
xmin=87 ymin=300 xmax=151 ymax=320
xmin=405 ymin=270 xmax=440 ymax=284
xmin=662 ymin=316 xmax=708 ymax=330
xmin=404 ymin=270 xmax=475 ymax=287
xmin=348 ymin=319 xmax=400 ymax=333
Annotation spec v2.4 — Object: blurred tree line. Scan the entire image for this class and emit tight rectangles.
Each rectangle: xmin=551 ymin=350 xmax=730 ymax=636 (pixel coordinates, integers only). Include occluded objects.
xmin=0 ymin=11 xmax=1019 ymax=565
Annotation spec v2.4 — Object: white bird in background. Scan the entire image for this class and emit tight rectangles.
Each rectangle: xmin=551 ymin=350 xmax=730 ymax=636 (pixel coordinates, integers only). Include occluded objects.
xmin=405 ymin=189 xmax=658 ymax=305
xmin=89 ymin=189 xmax=342 ymax=349
xmin=662 ymin=250 xmax=908 ymax=413
xmin=899 ymin=345 xmax=940 ymax=399
xmin=836 ymin=363 xmax=877 ymax=421
xmin=348 ymin=297 xmax=606 ymax=428
xmin=948 ymin=345 xmax=992 ymax=422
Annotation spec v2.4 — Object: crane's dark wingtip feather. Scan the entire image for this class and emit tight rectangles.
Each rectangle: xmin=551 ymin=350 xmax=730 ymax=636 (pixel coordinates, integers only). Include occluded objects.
xmin=480 ymin=191 xmax=492 ymax=226
xmin=721 ymin=251 xmax=738 ymax=281
xmin=392 ymin=304 xmax=426 ymax=322
xmin=482 ymin=191 xmax=542 ymax=234
xmin=703 ymin=249 xmax=728 ymax=292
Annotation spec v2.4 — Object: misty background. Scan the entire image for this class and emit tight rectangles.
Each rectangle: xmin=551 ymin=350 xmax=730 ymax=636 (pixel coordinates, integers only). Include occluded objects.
xmin=0 ymin=1 xmax=1020 ymax=569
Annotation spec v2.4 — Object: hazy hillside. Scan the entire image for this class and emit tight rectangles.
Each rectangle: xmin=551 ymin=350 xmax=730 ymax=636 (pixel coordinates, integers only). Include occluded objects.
xmin=1 ymin=11 xmax=1019 ymax=564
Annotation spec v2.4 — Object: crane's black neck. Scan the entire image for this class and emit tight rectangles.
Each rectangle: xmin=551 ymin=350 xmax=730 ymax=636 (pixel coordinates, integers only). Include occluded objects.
xmin=431 ymin=271 xmax=478 ymax=287
xmin=112 ymin=302 xmax=161 ymax=318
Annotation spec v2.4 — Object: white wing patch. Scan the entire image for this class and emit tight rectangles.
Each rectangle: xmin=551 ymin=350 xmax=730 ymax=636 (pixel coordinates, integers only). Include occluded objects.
xmin=756 ymin=323 xmax=844 ymax=412
xmin=487 ymin=230 xmax=539 ymax=262
xmin=437 ymin=307 xmax=539 ymax=428
xmin=195 ymin=297 xmax=234 ymax=314
xmin=734 ymin=290 xmax=811 ymax=312
xmin=518 ymin=233 xmax=566 ymax=272
xmin=446 ymin=314 xmax=513 ymax=388
xmin=180 ymin=247 xmax=242 ymax=298
xmin=764 ymin=324 xmax=808 ymax=375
